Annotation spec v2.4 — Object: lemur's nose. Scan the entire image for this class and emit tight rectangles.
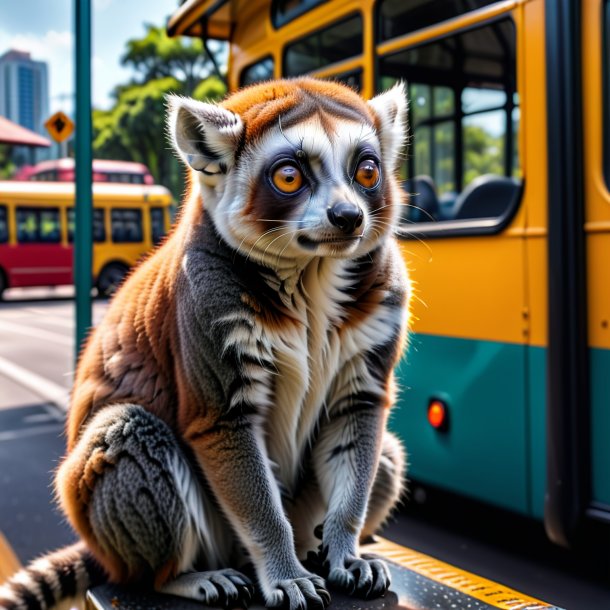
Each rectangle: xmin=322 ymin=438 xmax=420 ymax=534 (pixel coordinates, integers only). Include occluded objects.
xmin=327 ymin=202 xmax=364 ymax=234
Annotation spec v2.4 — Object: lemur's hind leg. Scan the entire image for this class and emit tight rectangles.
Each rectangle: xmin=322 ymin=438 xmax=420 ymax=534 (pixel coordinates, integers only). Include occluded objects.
xmin=361 ymin=431 xmax=406 ymax=541
xmin=300 ymin=401 xmax=406 ymax=601
xmin=291 ymin=431 xmax=405 ymax=558
xmin=55 ymin=404 xmax=253 ymax=606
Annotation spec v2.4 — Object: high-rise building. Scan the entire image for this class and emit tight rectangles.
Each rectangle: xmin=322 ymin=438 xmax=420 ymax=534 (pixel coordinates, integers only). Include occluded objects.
xmin=0 ymin=50 xmax=50 ymax=162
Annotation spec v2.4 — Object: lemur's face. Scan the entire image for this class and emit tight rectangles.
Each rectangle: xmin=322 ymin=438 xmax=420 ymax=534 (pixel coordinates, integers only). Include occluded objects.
xmin=169 ymin=79 xmax=407 ymax=265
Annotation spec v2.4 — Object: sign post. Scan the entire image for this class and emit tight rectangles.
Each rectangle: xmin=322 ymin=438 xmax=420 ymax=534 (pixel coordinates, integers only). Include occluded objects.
xmin=74 ymin=0 xmax=93 ymax=361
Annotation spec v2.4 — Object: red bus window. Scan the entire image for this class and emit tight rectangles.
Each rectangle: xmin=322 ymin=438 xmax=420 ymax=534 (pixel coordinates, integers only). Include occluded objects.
xmin=111 ymin=208 xmax=142 ymax=243
xmin=16 ymin=207 xmax=61 ymax=244
xmin=67 ymin=208 xmax=106 ymax=243
xmin=0 ymin=206 xmax=7 ymax=243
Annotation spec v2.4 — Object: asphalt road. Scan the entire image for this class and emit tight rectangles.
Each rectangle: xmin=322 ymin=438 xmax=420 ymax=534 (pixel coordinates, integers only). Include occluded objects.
xmin=0 ymin=289 xmax=609 ymax=609
xmin=0 ymin=288 xmax=108 ymax=562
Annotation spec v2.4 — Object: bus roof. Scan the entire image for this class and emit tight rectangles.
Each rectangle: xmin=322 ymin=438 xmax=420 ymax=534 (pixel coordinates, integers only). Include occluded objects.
xmin=167 ymin=0 xmax=231 ymax=39
xmin=30 ymin=158 xmax=152 ymax=175
xmin=0 ymin=180 xmax=173 ymax=202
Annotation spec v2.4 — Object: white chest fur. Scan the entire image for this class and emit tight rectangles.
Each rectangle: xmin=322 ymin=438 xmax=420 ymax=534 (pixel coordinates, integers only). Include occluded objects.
xmin=261 ymin=258 xmax=400 ymax=493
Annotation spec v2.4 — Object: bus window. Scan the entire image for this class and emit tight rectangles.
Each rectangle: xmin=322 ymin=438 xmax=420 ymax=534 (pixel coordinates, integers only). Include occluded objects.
xmin=0 ymin=206 xmax=7 ymax=243
xmin=378 ymin=0 xmax=498 ymax=42
xmin=150 ymin=207 xmax=165 ymax=246
xmin=272 ymin=0 xmax=328 ymax=28
xmin=16 ymin=207 xmax=61 ymax=243
xmin=67 ymin=208 xmax=106 ymax=243
xmin=379 ymin=18 xmax=521 ymax=225
xmin=111 ymin=208 xmax=143 ymax=243
xmin=283 ymin=14 xmax=362 ymax=77
xmin=240 ymin=56 xmax=275 ymax=87
xmin=330 ymin=69 xmax=362 ymax=92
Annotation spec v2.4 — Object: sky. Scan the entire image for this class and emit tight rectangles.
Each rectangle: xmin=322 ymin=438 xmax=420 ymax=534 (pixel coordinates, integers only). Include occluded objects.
xmin=0 ymin=0 xmax=178 ymax=115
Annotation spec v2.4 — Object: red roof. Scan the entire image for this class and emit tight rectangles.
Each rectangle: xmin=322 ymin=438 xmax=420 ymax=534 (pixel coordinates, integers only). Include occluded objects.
xmin=0 ymin=115 xmax=51 ymax=147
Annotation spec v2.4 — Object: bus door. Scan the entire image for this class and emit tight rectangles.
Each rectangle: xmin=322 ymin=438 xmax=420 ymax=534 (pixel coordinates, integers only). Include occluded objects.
xmin=583 ymin=0 xmax=610 ymax=522
xmin=377 ymin=1 xmax=535 ymax=514
xmin=11 ymin=205 xmax=72 ymax=288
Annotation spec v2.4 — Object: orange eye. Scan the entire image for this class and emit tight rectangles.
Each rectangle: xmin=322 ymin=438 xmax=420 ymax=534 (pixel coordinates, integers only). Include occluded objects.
xmin=355 ymin=159 xmax=380 ymax=189
xmin=272 ymin=164 xmax=303 ymax=193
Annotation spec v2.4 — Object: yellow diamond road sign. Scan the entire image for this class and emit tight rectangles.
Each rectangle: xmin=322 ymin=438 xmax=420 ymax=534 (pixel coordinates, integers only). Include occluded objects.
xmin=45 ymin=111 xmax=74 ymax=143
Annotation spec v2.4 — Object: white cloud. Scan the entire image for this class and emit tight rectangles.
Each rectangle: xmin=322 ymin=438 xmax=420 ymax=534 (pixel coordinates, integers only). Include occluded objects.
xmin=0 ymin=28 xmax=74 ymax=115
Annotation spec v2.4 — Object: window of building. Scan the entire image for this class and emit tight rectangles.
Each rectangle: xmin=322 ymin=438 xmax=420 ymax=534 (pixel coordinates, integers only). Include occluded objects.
xmin=18 ymin=66 xmax=35 ymax=131
xmin=272 ymin=0 xmax=328 ymax=28
xmin=67 ymin=208 xmax=106 ymax=243
xmin=111 ymin=208 xmax=142 ymax=243
xmin=16 ymin=207 xmax=61 ymax=243
xmin=378 ymin=0 xmax=498 ymax=43
xmin=379 ymin=18 xmax=521 ymax=227
xmin=283 ymin=14 xmax=362 ymax=77
xmin=150 ymin=208 xmax=165 ymax=246
xmin=240 ymin=57 xmax=275 ymax=87
xmin=0 ymin=206 xmax=7 ymax=243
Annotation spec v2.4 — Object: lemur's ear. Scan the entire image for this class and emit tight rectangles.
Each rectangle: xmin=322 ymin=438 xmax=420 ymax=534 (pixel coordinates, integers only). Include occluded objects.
xmin=167 ymin=95 xmax=243 ymax=182
xmin=367 ymin=83 xmax=408 ymax=171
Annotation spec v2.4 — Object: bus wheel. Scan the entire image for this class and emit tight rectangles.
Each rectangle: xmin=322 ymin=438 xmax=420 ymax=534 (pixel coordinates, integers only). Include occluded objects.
xmin=96 ymin=263 xmax=129 ymax=297
xmin=0 ymin=269 xmax=6 ymax=300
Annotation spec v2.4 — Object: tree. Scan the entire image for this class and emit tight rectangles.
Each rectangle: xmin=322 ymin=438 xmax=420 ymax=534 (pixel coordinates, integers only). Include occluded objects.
xmin=92 ymin=23 xmax=227 ymax=198
xmin=0 ymin=145 xmax=15 ymax=179
xmin=122 ymin=25 xmax=215 ymax=96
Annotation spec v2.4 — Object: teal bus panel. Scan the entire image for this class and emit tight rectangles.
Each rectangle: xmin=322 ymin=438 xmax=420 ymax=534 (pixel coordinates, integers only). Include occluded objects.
xmin=528 ymin=346 xmax=547 ymax=520
xmin=591 ymin=347 xmax=610 ymax=506
xmin=392 ymin=333 xmax=528 ymax=514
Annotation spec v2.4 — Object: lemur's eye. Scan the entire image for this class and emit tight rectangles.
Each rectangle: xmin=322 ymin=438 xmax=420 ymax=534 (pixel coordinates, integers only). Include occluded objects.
xmin=355 ymin=159 xmax=380 ymax=189
xmin=272 ymin=163 xmax=303 ymax=194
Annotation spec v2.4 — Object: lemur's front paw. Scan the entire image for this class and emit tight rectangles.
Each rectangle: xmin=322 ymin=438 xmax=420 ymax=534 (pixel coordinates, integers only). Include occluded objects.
xmin=266 ymin=574 xmax=331 ymax=610
xmin=161 ymin=569 xmax=255 ymax=608
xmin=326 ymin=555 xmax=391 ymax=600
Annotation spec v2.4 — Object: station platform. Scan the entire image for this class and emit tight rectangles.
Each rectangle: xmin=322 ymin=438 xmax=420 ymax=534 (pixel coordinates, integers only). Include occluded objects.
xmin=86 ymin=538 xmax=564 ymax=610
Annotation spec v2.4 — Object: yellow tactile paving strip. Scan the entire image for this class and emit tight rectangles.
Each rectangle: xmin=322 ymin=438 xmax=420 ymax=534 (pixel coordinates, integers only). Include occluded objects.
xmin=368 ymin=538 xmax=560 ymax=609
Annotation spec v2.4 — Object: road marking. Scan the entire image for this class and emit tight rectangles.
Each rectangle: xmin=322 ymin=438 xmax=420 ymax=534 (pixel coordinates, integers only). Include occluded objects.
xmin=0 ymin=356 xmax=69 ymax=411
xmin=0 ymin=423 xmax=64 ymax=442
xmin=25 ymin=307 xmax=74 ymax=329
xmin=0 ymin=310 xmax=30 ymax=319
xmin=23 ymin=412 xmax=60 ymax=423
xmin=0 ymin=318 xmax=72 ymax=347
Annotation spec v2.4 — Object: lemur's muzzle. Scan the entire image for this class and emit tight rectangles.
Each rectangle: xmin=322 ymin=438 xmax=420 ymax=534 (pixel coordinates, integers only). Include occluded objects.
xmin=327 ymin=202 xmax=364 ymax=234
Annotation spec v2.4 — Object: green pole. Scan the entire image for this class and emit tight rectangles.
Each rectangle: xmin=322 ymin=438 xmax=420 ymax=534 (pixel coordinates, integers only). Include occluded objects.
xmin=74 ymin=0 xmax=93 ymax=360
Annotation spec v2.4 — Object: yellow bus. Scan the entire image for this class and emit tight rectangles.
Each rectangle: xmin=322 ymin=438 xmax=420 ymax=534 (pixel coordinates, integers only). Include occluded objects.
xmin=168 ymin=0 xmax=610 ymax=547
xmin=0 ymin=181 xmax=173 ymax=298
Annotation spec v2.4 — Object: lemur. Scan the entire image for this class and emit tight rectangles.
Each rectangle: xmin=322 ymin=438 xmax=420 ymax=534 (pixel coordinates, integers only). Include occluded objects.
xmin=0 ymin=78 xmax=410 ymax=610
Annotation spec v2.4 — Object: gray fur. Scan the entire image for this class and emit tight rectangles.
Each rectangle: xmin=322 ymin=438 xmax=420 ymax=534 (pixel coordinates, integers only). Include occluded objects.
xmin=3 ymin=83 xmax=410 ymax=610
xmin=87 ymin=405 xmax=189 ymax=578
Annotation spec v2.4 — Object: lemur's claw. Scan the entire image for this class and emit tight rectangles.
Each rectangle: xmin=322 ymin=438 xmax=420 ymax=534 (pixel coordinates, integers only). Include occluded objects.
xmin=160 ymin=568 xmax=255 ymax=608
xmin=327 ymin=557 xmax=391 ymax=600
xmin=361 ymin=555 xmax=391 ymax=599
xmin=267 ymin=576 xmax=331 ymax=610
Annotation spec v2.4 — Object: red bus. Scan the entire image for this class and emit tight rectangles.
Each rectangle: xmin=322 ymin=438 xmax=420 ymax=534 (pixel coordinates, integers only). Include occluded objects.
xmin=15 ymin=158 xmax=154 ymax=185
xmin=0 ymin=181 xmax=173 ymax=298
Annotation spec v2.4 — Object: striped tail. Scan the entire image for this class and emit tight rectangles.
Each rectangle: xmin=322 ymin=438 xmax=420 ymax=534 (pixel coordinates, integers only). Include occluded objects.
xmin=0 ymin=543 xmax=106 ymax=610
